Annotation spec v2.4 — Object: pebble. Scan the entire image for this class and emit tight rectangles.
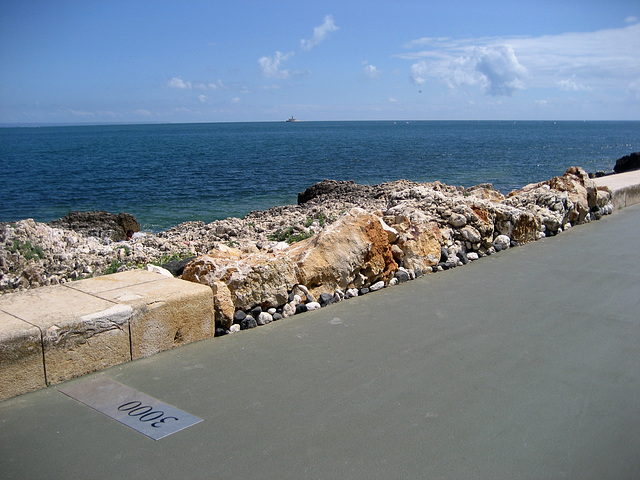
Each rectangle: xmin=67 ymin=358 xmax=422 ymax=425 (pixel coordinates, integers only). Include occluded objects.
xmin=319 ymin=292 xmax=335 ymax=307
xmin=370 ymin=281 xmax=385 ymax=292
xmin=306 ymin=302 xmax=321 ymax=311
xmin=394 ymin=270 xmax=410 ymax=283
xmin=345 ymin=288 xmax=359 ymax=298
xmin=257 ymin=312 xmax=273 ymax=325
xmin=240 ymin=315 xmax=257 ymax=330
xmin=493 ymin=235 xmax=511 ymax=251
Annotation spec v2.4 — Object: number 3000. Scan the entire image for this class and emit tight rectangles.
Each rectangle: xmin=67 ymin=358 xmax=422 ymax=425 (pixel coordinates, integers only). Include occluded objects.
xmin=117 ymin=401 xmax=178 ymax=428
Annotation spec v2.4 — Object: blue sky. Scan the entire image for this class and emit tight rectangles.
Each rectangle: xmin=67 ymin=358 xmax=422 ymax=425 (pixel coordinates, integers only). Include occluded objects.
xmin=1 ymin=0 xmax=639 ymax=124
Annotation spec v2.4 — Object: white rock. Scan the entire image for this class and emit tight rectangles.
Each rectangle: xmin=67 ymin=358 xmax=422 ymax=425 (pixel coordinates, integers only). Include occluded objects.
xmin=345 ymin=288 xmax=359 ymax=298
xmin=467 ymin=252 xmax=479 ymax=261
xmin=296 ymin=284 xmax=310 ymax=296
xmin=370 ymin=281 xmax=385 ymax=291
xmin=257 ymin=312 xmax=273 ymax=325
xmin=493 ymin=235 xmax=511 ymax=251
xmin=146 ymin=264 xmax=173 ymax=277
xmin=379 ymin=218 xmax=399 ymax=243
xmin=282 ymin=302 xmax=296 ymax=318
xmin=306 ymin=302 xmax=321 ymax=311
xmin=267 ymin=307 xmax=277 ymax=315
xmin=229 ymin=324 xmax=240 ymax=333
xmin=448 ymin=213 xmax=467 ymax=228
xmin=460 ymin=226 xmax=482 ymax=244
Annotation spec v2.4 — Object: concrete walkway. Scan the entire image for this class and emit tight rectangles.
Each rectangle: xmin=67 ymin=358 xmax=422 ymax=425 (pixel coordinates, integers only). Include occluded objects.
xmin=1 ymin=200 xmax=639 ymax=478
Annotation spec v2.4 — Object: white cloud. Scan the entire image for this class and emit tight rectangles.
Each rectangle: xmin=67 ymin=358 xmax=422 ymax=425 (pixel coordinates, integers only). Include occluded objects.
xmin=198 ymin=95 xmax=207 ymax=102
xmin=410 ymin=45 xmax=527 ymax=96
xmin=625 ymin=16 xmax=638 ymax=24
xmin=558 ymin=76 xmax=592 ymax=91
xmin=168 ymin=78 xmax=225 ymax=90
xmin=231 ymin=97 xmax=240 ymax=104
xmin=258 ymin=50 xmax=294 ymax=78
xmin=475 ymin=46 xmax=527 ymax=96
xmin=401 ymin=23 xmax=640 ymax=97
xmin=208 ymin=79 xmax=225 ymax=90
xmin=167 ymin=77 xmax=192 ymax=89
xmin=300 ymin=15 xmax=338 ymax=51
xmin=363 ymin=63 xmax=381 ymax=79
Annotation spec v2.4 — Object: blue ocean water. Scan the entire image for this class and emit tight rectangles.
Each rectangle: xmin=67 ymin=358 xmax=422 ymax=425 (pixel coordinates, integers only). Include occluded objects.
xmin=1 ymin=121 xmax=639 ymax=232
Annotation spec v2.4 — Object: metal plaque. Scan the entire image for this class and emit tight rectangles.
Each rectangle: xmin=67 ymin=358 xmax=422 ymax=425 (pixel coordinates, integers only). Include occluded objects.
xmin=59 ymin=377 xmax=203 ymax=440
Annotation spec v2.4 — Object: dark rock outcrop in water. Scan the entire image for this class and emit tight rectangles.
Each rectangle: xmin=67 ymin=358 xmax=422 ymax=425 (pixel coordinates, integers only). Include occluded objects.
xmin=613 ymin=152 xmax=640 ymax=174
xmin=49 ymin=211 xmax=140 ymax=242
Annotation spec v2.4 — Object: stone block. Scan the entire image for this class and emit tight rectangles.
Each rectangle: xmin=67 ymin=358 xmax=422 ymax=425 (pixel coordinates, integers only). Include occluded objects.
xmin=69 ymin=270 xmax=215 ymax=359
xmin=0 ymin=285 xmax=132 ymax=385
xmin=0 ymin=311 xmax=46 ymax=400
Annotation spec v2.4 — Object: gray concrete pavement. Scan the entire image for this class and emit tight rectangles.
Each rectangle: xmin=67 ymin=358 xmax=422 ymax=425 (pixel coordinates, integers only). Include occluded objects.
xmin=1 ymin=204 xmax=640 ymax=479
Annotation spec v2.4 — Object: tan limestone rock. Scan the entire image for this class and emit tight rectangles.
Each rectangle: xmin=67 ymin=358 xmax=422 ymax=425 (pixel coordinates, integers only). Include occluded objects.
xmin=394 ymin=220 xmax=442 ymax=271
xmin=0 ymin=311 xmax=46 ymax=400
xmin=182 ymin=249 xmax=297 ymax=311
xmin=289 ymin=208 xmax=397 ymax=297
xmin=511 ymin=211 xmax=540 ymax=244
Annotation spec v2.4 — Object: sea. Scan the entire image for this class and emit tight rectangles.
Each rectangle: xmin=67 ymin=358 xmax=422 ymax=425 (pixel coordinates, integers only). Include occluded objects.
xmin=1 ymin=121 xmax=639 ymax=232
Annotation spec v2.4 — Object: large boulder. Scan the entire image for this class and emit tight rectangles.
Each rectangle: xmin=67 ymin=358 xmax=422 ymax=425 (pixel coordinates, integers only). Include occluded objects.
xmin=181 ymin=246 xmax=297 ymax=318
xmin=289 ymin=208 xmax=398 ymax=297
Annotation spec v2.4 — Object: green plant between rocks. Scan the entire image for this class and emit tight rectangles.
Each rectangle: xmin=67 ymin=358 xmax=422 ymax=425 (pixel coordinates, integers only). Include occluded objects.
xmin=9 ymin=240 xmax=44 ymax=260
xmin=268 ymin=226 xmax=313 ymax=244
xmin=105 ymin=260 xmax=123 ymax=275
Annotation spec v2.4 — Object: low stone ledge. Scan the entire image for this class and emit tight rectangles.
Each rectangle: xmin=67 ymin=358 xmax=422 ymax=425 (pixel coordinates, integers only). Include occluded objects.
xmin=0 ymin=270 xmax=215 ymax=401
xmin=0 ymin=285 xmax=132 ymax=388
xmin=594 ymin=170 xmax=640 ymax=209
xmin=0 ymin=311 xmax=46 ymax=401
xmin=68 ymin=270 xmax=215 ymax=359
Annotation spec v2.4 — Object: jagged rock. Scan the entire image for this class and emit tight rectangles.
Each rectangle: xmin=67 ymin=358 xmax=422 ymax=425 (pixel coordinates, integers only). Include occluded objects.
xmin=289 ymin=208 xmax=397 ymax=298
xmin=393 ymin=220 xmax=442 ymax=272
xmin=181 ymin=247 xmax=296 ymax=312
xmin=613 ymin=152 xmax=640 ymax=173
xmin=49 ymin=211 xmax=140 ymax=242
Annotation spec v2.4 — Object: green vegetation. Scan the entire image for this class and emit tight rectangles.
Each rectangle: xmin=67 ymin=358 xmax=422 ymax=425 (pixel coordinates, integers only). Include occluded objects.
xmin=105 ymin=260 xmax=123 ymax=275
xmin=150 ymin=252 xmax=193 ymax=266
xmin=9 ymin=240 xmax=44 ymax=260
xmin=268 ymin=226 xmax=313 ymax=244
xmin=304 ymin=213 xmax=335 ymax=228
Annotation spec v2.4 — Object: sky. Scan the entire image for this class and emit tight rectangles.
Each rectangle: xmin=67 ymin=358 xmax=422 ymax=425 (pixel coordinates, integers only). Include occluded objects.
xmin=1 ymin=0 xmax=639 ymax=124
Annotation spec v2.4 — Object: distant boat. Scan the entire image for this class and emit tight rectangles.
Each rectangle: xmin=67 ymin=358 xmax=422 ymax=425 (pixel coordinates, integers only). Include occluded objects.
xmin=286 ymin=116 xmax=300 ymax=122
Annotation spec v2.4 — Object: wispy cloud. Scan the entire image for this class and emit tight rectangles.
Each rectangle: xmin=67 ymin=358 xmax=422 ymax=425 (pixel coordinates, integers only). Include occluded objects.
xmin=400 ymin=23 xmax=640 ymax=98
xmin=258 ymin=50 xmax=294 ymax=78
xmin=301 ymin=15 xmax=338 ymax=51
xmin=167 ymin=77 xmax=192 ymax=89
xmin=168 ymin=77 xmax=226 ymax=90
xmin=363 ymin=62 xmax=381 ymax=79
xmin=558 ymin=76 xmax=592 ymax=91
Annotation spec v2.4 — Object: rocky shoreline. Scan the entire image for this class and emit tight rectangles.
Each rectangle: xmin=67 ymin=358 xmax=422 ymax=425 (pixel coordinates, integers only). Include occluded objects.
xmin=0 ymin=166 xmax=614 ymax=335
